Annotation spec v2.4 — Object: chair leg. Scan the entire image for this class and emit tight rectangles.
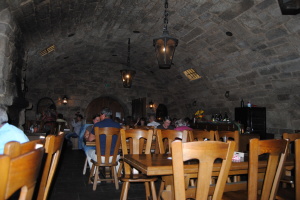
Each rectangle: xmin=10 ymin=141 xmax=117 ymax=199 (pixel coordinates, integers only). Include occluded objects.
xmin=83 ymin=157 xmax=88 ymax=175
xmin=144 ymin=182 xmax=150 ymax=200
xmin=93 ymin=166 xmax=99 ymax=191
xmin=150 ymin=181 xmax=158 ymax=200
xmin=118 ymin=160 xmax=123 ymax=178
xmin=88 ymin=164 xmax=95 ymax=184
xmin=120 ymin=182 xmax=129 ymax=200
xmin=113 ymin=166 xmax=119 ymax=190
xmin=158 ymin=179 xmax=165 ymax=200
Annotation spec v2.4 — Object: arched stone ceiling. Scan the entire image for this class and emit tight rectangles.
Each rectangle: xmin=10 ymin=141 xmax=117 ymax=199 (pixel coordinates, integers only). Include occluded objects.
xmin=6 ymin=0 xmax=300 ymax=96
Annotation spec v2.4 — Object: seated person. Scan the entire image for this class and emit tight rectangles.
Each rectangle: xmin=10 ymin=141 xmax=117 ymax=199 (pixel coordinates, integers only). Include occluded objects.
xmin=83 ymin=114 xmax=101 ymax=152
xmin=0 ymin=107 xmax=29 ymax=154
xmin=174 ymin=118 xmax=193 ymax=131
xmin=184 ymin=117 xmax=192 ymax=127
xmin=147 ymin=115 xmax=160 ymax=128
xmin=157 ymin=117 xmax=174 ymax=130
xmin=65 ymin=114 xmax=83 ymax=146
xmin=85 ymin=108 xmax=121 ymax=169
xmin=134 ymin=117 xmax=146 ymax=127
xmin=41 ymin=106 xmax=57 ymax=134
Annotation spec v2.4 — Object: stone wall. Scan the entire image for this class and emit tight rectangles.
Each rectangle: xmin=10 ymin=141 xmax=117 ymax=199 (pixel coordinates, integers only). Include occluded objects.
xmin=0 ymin=8 xmax=16 ymax=105
xmin=25 ymin=65 xmax=171 ymax=122
xmin=0 ymin=6 xmax=27 ymax=127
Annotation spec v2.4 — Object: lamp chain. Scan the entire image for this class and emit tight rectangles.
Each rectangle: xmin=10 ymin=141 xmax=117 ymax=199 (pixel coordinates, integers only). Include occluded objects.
xmin=163 ymin=0 xmax=168 ymax=31
xmin=127 ymin=38 xmax=130 ymax=67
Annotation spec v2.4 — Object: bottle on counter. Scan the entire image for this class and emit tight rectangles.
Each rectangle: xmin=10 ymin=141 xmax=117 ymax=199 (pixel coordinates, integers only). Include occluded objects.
xmin=241 ymin=99 xmax=244 ymax=107
xmin=219 ymin=113 xmax=222 ymax=121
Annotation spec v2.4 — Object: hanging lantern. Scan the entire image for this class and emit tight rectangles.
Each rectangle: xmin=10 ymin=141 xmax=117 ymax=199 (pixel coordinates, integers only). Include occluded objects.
xmin=120 ymin=38 xmax=136 ymax=88
xmin=153 ymin=0 xmax=178 ymax=69
xmin=120 ymin=69 xmax=136 ymax=88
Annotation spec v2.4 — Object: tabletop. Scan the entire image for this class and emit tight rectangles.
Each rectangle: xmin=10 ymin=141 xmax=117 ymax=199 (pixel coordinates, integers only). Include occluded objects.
xmin=124 ymin=154 xmax=294 ymax=176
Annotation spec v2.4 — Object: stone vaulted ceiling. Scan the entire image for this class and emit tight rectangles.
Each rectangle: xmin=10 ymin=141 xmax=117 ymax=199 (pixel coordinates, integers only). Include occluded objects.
xmin=6 ymin=0 xmax=300 ymax=100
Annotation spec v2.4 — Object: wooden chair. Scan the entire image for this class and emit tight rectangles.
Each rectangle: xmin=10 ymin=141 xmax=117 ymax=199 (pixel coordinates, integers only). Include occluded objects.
xmin=3 ymin=139 xmax=44 ymax=156
xmin=295 ymin=139 xmax=300 ymax=200
xmin=215 ymin=130 xmax=239 ymax=151
xmin=188 ymin=129 xmax=215 ymax=142
xmin=156 ymin=129 xmax=188 ymax=154
xmin=0 ymin=141 xmax=44 ymax=200
xmin=88 ymin=127 xmax=121 ymax=191
xmin=119 ymin=129 xmax=158 ymax=200
xmin=223 ymin=138 xmax=289 ymax=200
xmin=37 ymin=132 xmax=65 ymax=200
xmin=171 ymin=140 xmax=236 ymax=200
xmin=156 ymin=129 xmax=188 ymax=199
xmin=277 ymin=133 xmax=300 ymax=199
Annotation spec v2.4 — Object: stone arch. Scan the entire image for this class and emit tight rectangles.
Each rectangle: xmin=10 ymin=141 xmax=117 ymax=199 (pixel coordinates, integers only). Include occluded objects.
xmin=85 ymin=96 xmax=126 ymax=123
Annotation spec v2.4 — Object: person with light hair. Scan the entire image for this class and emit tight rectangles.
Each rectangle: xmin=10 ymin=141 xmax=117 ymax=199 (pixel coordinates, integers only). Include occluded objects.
xmin=174 ymin=118 xmax=193 ymax=131
xmin=147 ymin=115 xmax=160 ymax=128
xmin=0 ymin=106 xmax=29 ymax=154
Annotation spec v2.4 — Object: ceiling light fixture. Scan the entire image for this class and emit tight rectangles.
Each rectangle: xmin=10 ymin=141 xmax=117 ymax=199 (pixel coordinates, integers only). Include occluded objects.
xmin=120 ymin=38 xmax=136 ymax=88
xmin=183 ymin=68 xmax=202 ymax=80
xmin=153 ymin=0 xmax=178 ymax=69
xmin=40 ymin=44 xmax=55 ymax=56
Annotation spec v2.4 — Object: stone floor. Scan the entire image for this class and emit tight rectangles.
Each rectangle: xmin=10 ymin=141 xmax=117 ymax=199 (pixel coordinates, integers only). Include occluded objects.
xmin=48 ymin=144 xmax=153 ymax=200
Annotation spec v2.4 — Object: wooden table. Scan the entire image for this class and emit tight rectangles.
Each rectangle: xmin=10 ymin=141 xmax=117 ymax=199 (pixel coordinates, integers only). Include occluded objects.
xmin=25 ymin=132 xmax=46 ymax=141
xmin=124 ymin=154 xmax=294 ymax=199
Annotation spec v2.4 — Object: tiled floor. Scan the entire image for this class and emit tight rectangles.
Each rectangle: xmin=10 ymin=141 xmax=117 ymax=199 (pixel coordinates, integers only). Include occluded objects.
xmin=48 ymin=144 xmax=154 ymax=200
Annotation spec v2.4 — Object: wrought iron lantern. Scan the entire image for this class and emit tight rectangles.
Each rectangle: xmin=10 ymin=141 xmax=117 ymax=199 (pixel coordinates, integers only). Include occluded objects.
xmin=62 ymin=96 xmax=68 ymax=105
xmin=149 ymin=100 xmax=154 ymax=109
xmin=153 ymin=0 xmax=178 ymax=69
xmin=120 ymin=38 xmax=136 ymax=88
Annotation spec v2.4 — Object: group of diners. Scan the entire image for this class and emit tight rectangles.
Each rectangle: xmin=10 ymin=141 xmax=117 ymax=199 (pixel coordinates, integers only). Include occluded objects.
xmin=127 ymin=115 xmax=193 ymax=131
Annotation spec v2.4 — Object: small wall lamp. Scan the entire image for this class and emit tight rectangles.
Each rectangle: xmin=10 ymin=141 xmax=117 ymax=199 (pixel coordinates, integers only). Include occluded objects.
xmin=62 ymin=96 xmax=68 ymax=105
xmin=225 ymin=91 xmax=230 ymax=98
xmin=149 ymin=100 xmax=154 ymax=109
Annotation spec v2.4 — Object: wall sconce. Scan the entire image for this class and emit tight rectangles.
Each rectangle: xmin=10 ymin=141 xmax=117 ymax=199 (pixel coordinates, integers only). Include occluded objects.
xmin=62 ymin=96 xmax=68 ymax=105
xmin=149 ymin=100 xmax=154 ymax=109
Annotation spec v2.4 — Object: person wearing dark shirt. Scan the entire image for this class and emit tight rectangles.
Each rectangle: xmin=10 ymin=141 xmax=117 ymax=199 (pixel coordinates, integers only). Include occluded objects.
xmin=157 ymin=117 xmax=174 ymax=130
xmin=86 ymin=108 xmax=121 ymax=169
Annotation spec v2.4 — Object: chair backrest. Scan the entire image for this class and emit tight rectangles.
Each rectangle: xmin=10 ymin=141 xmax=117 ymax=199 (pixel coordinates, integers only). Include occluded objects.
xmin=172 ymin=140 xmax=236 ymax=200
xmin=121 ymin=128 xmax=153 ymax=154
xmin=156 ymin=129 xmax=188 ymax=154
xmin=295 ymin=139 xmax=300 ymax=200
xmin=188 ymin=129 xmax=215 ymax=142
xmin=215 ymin=130 xmax=239 ymax=151
xmin=37 ymin=132 xmax=65 ymax=200
xmin=121 ymin=129 xmax=153 ymax=174
xmin=283 ymin=133 xmax=300 ymax=142
xmin=248 ymin=138 xmax=288 ymax=200
xmin=0 ymin=142 xmax=44 ymax=200
xmin=94 ymin=127 xmax=121 ymax=166
xmin=4 ymin=139 xmax=44 ymax=156
xmin=283 ymin=132 xmax=300 ymax=154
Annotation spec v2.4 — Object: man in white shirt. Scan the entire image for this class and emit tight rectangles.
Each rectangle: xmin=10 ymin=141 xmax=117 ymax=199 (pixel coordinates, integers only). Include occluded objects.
xmin=147 ymin=115 xmax=160 ymax=128
xmin=0 ymin=107 xmax=29 ymax=154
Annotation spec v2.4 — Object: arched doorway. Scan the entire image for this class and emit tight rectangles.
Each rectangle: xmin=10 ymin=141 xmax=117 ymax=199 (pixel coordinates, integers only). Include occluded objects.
xmin=85 ymin=97 xmax=125 ymax=123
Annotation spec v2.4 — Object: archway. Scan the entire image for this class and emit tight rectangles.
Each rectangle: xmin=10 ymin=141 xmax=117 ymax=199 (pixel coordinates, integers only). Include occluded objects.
xmin=85 ymin=96 xmax=125 ymax=123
